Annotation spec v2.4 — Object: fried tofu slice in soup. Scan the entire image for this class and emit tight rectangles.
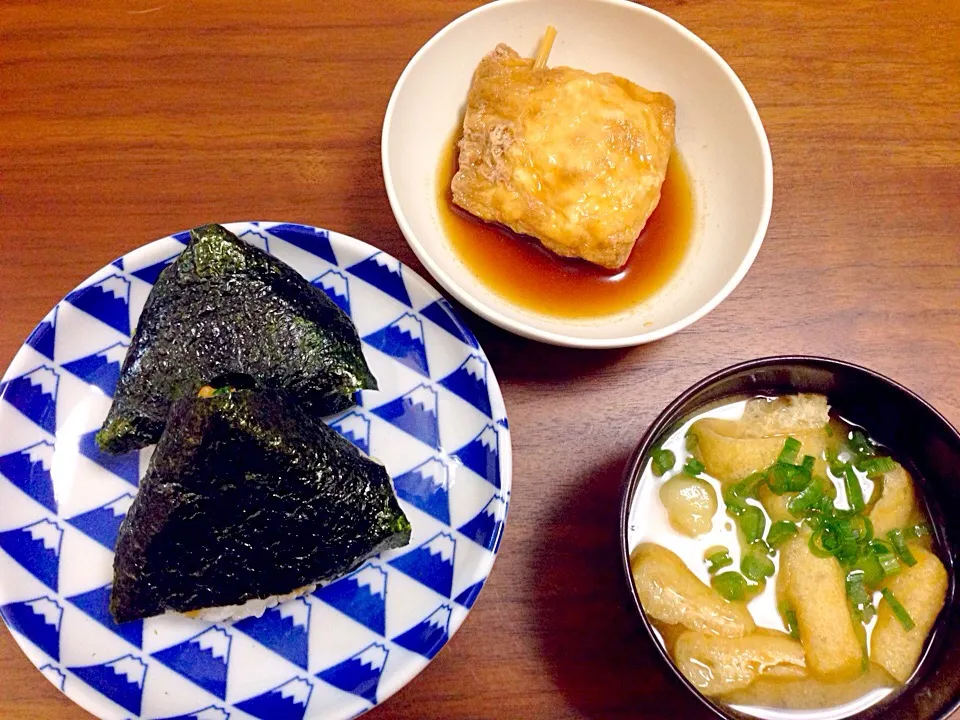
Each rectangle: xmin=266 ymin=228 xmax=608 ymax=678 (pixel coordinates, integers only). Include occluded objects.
xmin=631 ymin=543 xmax=755 ymax=638
xmin=780 ymin=532 xmax=864 ymax=680
xmin=674 ymin=629 xmax=807 ymax=696
xmin=871 ymin=547 xmax=947 ymax=682
xmin=452 ymin=44 xmax=676 ymax=269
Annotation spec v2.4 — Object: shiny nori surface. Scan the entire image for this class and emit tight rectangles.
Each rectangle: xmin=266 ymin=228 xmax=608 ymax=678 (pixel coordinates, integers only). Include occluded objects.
xmin=97 ymin=224 xmax=375 ymax=454
xmin=110 ymin=388 xmax=411 ymax=623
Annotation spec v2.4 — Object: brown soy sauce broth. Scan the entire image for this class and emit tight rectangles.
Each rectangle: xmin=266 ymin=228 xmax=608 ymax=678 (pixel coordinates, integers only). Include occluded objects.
xmin=436 ymin=128 xmax=695 ymax=319
xmin=626 ymin=395 xmax=949 ymax=719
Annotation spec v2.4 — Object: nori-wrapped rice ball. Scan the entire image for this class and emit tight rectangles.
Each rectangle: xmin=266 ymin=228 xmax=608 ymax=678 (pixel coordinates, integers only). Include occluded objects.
xmin=97 ymin=223 xmax=375 ymax=454
xmin=110 ymin=387 xmax=411 ymax=623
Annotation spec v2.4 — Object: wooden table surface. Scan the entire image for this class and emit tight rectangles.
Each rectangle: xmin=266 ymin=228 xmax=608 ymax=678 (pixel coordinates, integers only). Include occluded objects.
xmin=1 ymin=0 xmax=958 ymax=717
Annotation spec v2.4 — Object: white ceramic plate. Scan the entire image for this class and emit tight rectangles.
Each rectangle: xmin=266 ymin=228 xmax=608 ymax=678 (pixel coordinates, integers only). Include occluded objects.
xmin=382 ymin=0 xmax=773 ymax=348
xmin=0 ymin=222 xmax=511 ymax=720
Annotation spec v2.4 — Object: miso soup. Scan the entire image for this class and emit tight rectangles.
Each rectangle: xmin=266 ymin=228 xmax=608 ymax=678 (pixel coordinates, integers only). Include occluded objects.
xmin=626 ymin=394 xmax=947 ymax=718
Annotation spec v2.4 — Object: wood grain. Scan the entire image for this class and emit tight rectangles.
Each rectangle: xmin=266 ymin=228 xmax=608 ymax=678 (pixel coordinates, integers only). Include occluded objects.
xmin=1 ymin=0 xmax=959 ymax=718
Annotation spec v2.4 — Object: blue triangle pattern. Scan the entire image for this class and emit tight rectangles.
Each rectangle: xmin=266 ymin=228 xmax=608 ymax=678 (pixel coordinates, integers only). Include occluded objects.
xmin=362 ymin=313 xmax=429 ymax=378
xmin=388 ymin=532 xmax=455 ymax=598
xmin=329 ymin=412 xmax=370 ymax=456
xmin=130 ymin=255 xmax=177 ymax=285
xmin=419 ymin=299 xmax=479 ymax=349
xmin=234 ymin=597 xmax=311 ymax=669
xmin=312 ymin=269 xmax=351 ymax=316
xmin=40 ymin=663 xmax=66 ymax=691
xmin=1 ymin=596 xmax=62 ymax=660
xmin=60 ymin=342 xmax=127 ymax=397
xmin=439 ymin=354 xmax=492 ymax=417
xmin=267 ymin=223 xmax=337 ymax=264
xmin=25 ymin=307 xmax=57 ymax=360
xmin=316 ymin=642 xmax=388 ymax=705
xmin=458 ymin=494 xmax=507 ymax=552
xmin=346 ymin=252 xmax=411 ymax=307
xmin=371 ymin=384 xmax=440 ymax=450
xmin=66 ymin=493 xmax=134 ymax=551
xmin=64 ymin=273 xmax=131 ymax=336
xmin=156 ymin=705 xmax=230 ymax=720
xmin=315 ymin=563 xmax=387 ymax=636
xmin=454 ymin=580 xmax=484 ymax=609
xmin=0 ymin=519 xmax=62 ymax=591
xmin=1 ymin=366 xmax=59 ymax=435
xmin=69 ymin=654 xmax=146 ymax=716
xmin=0 ymin=441 xmax=57 ymax=512
xmin=393 ymin=457 xmax=450 ymax=525
xmin=172 ymin=231 xmax=191 ymax=244
xmin=235 ymin=677 xmax=313 ymax=720
xmin=452 ymin=424 xmax=500 ymax=489
xmin=112 ymin=257 xmax=125 ymax=271
xmin=67 ymin=584 xmax=142 ymax=648
xmin=78 ymin=429 xmax=140 ymax=487
xmin=152 ymin=627 xmax=231 ymax=699
xmin=238 ymin=228 xmax=270 ymax=253
xmin=391 ymin=605 xmax=451 ymax=660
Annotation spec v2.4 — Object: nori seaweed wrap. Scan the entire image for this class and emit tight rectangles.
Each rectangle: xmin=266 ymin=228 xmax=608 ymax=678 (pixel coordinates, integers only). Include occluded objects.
xmin=110 ymin=387 xmax=411 ymax=623
xmin=97 ymin=224 xmax=375 ymax=454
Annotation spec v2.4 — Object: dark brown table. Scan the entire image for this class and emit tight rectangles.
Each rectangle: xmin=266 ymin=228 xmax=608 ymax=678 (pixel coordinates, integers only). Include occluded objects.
xmin=1 ymin=1 xmax=958 ymax=717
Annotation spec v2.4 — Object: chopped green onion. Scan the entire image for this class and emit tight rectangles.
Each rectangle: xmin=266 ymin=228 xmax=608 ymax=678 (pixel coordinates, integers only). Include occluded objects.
xmin=825 ymin=424 xmax=834 ymax=437
xmin=778 ymin=436 xmax=802 ymax=464
xmin=736 ymin=472 xmax=767 ymax=498
xmin=801 ymin=455 xmax=816 ymax=472
xmin=768 ymin=463 xmax=812 ymax=494
xmin=881 ymin=588 xmax=915 ymax=631
xmin=906 ymin=523 xmax=932 ymax=539
xmin=809 ymin=527 xmax=835 ymax=558
xmin=829 ymin=459 xmax=849 ymax=479
xmin=723 ymin=473 xmax=765 ymax=516
xmin=847 ymin=514 xmax=874 ymax=543
xmin=785 ymin=609 xmax=800 ymax=638
xmin=860 ymin=456 xmax=897 ymax=475
xmin=739 ymin=506 xmax=766 ymax=543
xmin=849 ymin=430 xmax=876 ymax=459
xmin=741 ymin=551 xmax=776 ymax=582
xmin=711 ymin=572 xmax=748 ymax=601
xmin=844 ymin=466 xmax=866 ymax=513
xmin=684 ymin=458 xmax=706 ymax=477
xmin=651 ymin=448 xmax=676 ymax=477
xmin=845 ymin=570 xmax=879 ymax=624
xmin=853 ymin=553 xmax=884 ymax=587
xmin=877 ymin=552 xmax=902 ymax=578
xmin=789 ymin=478 xmax=825 ymax=516
xmin=887 ymin=529 xmax=918 ymax=567
xmin=705 ymin=547 xmax=733 ymax=574
xmin=868 ymin=539 xmax=892 ymax=555
xmin=752 ymin=539 xmax=775 ymax=556
xmin=845 ymin=569 xmax=871 ymax=606
xmin=767 ymin=521 xmax=799 ymax=549
xmin=685 ymin=431 xmax=699 ymax=451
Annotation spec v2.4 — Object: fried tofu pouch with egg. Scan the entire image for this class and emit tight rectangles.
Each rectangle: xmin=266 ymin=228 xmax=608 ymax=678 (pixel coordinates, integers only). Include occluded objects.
xmin=871 ymin=547 xmax=947 ymax=682
xmin=452 ymin=44 xmax=675 ymax=269
xmin=631 ymin=543 xmax=755 ymax=638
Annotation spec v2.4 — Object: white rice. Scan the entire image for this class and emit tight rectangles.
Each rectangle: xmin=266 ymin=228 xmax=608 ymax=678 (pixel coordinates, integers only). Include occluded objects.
xmin=180 ymin=583 xmax=317 ymax=623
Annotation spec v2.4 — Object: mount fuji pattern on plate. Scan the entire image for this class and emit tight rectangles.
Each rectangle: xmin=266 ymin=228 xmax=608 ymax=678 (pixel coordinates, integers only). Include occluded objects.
xmin=0 ymin=222 xmax=511 ymax=720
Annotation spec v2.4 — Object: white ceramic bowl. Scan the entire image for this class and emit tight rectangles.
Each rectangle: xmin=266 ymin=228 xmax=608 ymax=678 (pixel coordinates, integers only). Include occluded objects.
xmin=382 ymin=0 xmax=773 ymax=348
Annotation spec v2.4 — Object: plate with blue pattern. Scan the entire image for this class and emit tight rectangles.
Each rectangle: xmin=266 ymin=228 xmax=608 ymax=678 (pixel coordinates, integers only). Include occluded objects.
xmin=0 ymin=222 xmax=511 ymax=720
